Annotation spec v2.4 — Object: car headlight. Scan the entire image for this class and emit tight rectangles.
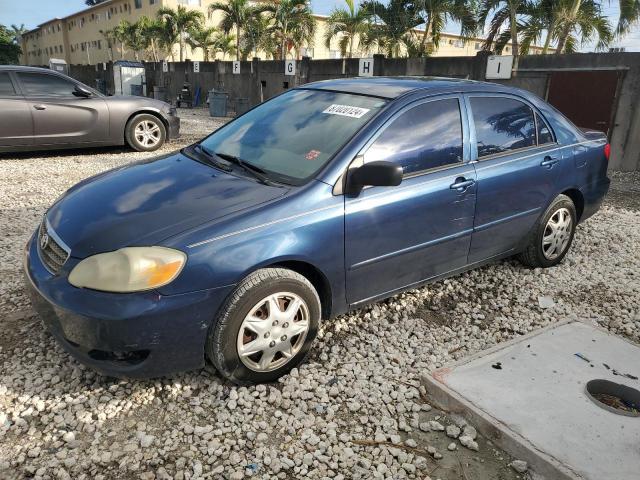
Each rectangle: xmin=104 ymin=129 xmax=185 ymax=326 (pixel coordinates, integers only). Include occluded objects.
xmin=68 ymin=247 xmax=186 ymax=293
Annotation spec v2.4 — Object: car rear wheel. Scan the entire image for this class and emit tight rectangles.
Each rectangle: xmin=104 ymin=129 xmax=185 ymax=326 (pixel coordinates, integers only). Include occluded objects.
xmin=206 ymin=268 xmax=320 ymax=385
xmin=125 ymin=113 xmax=166 ymax=152
xmin=518 ymin=194 xmax=577 ymax=268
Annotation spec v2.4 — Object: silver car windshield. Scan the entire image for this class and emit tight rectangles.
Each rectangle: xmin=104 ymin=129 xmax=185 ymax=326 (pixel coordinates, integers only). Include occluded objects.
xmin=200 ymin=89 xmax=387 ymax=185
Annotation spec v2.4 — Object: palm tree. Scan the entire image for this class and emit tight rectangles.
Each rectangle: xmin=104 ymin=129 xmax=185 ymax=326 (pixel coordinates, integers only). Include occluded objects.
xmin=242 ymin=14 xmax=277 ymax=60
xmin=214 ymin=32 xmax=236 ymax=60
xmin=116 ymin=20 xmax=148 ymax=61
xmin=324 ymin=0 xmax=371 ymax=58
xmin=551 ymin=0 xmax=624 ymax=53
xmin=9 ymin=24 xmax=28 ymax=44
xmin=519 ymin=0 xmax=613 ymax=54
xmin=209 ymin=0 xmax=265 ymax=60
xmin=265 ymin=0 xmax=316 ymax=59
xmin=478 ymin=0 xmax=526 ymax=69
xmin=187 ymin=25 xmax=218 ymax=61
xmin=360 ymin=0 xmax=423 ymax=57
xmin=112 ymin=21 xmax=129 ymax=59
xmin=416 ymin=0 xmax=477 ymax=53
xmin=99 ymin=28 xmax=117 ymax=61
xmin=157 ymin=5 xmax=204 ymax=61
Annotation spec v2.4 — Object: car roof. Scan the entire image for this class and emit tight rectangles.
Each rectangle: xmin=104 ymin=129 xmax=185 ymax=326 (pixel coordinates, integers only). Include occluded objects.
xmin=302 ymin=76 xmax=511 ymax=99
xmin=0 ymin=65 xmax=62 ymax=74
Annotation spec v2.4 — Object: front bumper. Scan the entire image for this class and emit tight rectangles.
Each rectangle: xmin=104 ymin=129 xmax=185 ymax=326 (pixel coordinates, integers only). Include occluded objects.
xmin=24 ymin=232 xmax=233 ymax=379
xmin=166 ymin=113 xmax=180 ymax=140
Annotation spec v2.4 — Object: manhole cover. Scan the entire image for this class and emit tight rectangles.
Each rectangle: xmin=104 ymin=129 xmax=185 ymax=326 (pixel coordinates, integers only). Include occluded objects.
xmin=585 ymin=379 xmax=640 ymax=417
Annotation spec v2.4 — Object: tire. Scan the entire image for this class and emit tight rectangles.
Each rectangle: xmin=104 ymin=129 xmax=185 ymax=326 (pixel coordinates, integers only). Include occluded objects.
xmin=125 ymin=113 xmax=166 ymax=152
xmin=518 ymin=194 xmax=577 ymax=268
xmin=206 ymin=268 xmax=321 ymax=385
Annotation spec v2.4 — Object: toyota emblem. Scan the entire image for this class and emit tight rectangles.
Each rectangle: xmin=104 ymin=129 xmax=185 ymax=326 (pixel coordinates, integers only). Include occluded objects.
xmin=40 ymin=233 xmax=49 ymax=250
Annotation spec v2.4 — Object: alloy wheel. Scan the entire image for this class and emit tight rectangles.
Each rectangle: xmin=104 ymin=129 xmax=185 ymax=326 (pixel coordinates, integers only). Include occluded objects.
xmin=134 ymin=120 xmax=161 ymax=148
xmin=236 ymin=292 xmax=310 ymax=372
xmin=542 ymin=207 xmax=572 ymax=260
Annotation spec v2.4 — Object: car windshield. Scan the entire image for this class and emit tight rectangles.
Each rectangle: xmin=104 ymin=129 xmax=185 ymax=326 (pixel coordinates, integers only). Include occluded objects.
xmin=199 ymin=89 xmax=387 ymax=185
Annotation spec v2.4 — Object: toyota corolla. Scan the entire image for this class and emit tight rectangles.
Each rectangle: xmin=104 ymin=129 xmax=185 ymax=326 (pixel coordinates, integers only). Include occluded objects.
xmin=24 ymin=77 xmax=610 ymax=384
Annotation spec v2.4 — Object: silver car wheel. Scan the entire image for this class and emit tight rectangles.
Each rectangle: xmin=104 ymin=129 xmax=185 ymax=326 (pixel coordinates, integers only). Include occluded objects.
xmin=237 ymin=292 xmax=310 ymax=372
xmin=134 ymin=120 xmax=161 ymax=148
xmin=542 ymin=207 xmax=572 ymax=260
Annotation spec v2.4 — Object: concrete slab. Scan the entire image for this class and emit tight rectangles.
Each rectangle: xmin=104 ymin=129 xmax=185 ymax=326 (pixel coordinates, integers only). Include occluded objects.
xmin=422 ymin=321 xmax=640 ymax=480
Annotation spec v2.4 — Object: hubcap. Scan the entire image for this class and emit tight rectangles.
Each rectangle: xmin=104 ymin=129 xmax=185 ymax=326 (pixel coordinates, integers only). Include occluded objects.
xmin=237 ymin=292 xmax=310 ymax=372
xmin=134 ymin=120 xmax=161 ymax=147
xmin=542 ymin=207 xmax=572 ymax=260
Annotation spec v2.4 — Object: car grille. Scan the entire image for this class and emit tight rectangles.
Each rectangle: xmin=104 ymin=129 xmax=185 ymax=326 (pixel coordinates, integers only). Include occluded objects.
xmin=38 ymin=218 xmax=70 ymax=275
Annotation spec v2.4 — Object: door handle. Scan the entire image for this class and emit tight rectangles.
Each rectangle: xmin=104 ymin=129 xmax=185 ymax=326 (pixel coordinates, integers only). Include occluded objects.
xmin=450 ymin=178 xmax=475 ymax=191
xmin=540 ymin=156 xmax=558 ymax=168
xmin=33 ymin=104 xmax=46 ymax=110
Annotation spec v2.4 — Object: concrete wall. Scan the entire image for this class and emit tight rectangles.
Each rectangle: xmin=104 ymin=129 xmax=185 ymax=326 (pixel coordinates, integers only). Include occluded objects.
xmin=65 ymin=52 xmax=640 ymax=171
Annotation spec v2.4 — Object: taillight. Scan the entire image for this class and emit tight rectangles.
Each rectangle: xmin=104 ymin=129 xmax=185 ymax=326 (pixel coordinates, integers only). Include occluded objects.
xmin=604 ymin=143 xmax=610 ymax=161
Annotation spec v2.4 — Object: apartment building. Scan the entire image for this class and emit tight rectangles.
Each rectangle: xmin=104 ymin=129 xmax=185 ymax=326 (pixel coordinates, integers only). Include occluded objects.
xmin=20 ymin=0 xmax=549 ymax=66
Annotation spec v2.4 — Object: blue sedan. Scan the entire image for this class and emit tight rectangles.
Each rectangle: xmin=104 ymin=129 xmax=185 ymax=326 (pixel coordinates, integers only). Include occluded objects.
xmin=24 ymin=77 xmax=610 ymax=384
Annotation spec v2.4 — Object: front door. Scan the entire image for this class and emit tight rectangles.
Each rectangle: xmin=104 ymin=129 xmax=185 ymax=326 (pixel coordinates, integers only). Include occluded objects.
xmin=15 ymin=71 xmax=109 ymax=146
xmin=0 ymin=71 xmax=33 ymax=147
xmin=466 ymin=94 xmax=562 ymax=263
xmin=345 ymin=96 xmax=476 ymax=305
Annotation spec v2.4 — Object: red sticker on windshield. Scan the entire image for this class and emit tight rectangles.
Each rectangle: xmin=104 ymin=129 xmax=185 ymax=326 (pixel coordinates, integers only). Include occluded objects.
xmin=305 ymin=150 xmax=321 ymax=161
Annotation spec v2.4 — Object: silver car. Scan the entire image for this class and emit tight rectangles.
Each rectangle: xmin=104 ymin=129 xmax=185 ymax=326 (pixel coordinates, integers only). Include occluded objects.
xmin=0 ymin=66 xmax=180 ymax=153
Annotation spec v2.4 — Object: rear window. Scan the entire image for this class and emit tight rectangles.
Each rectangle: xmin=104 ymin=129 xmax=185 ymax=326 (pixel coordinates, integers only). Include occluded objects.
xmin=536 ymin=112 xmax=554 ymax=144
xmin=0 ymin=73 xmax=16 ymax=96
xmin=471 ymin=97 xmax=536 ymax=158
xmin=200 ymin=89 xmax=387 ymax=185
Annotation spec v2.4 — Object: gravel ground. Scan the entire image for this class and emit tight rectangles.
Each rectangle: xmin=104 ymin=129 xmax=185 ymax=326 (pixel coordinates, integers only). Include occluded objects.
xmin=0 ymin=109 xmax=638 ymax=480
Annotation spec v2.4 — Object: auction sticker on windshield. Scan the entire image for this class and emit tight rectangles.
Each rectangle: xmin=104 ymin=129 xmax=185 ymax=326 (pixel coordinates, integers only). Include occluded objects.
xmin=322 ymin=104 xmax=371 ymax=118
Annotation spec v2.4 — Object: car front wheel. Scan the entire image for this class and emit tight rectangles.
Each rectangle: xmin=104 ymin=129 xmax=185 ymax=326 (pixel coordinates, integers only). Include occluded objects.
xmin=206 ymin=268 xmax=320 ymax=385
xmin=518 ymin=194 xmax=577 ymax=268
xmin=125 ymin=113 xmax=166 ymax=152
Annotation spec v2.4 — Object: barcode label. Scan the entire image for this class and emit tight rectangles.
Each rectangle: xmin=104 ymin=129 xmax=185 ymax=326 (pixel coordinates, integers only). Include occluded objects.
xmin=322 ymin=104 xmax=370 ymax=118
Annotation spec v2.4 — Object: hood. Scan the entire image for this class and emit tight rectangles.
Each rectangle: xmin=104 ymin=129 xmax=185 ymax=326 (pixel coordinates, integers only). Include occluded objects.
xmin=46 ymin=152 xmax=287 ymax=258
xmin=105 ymin=95 xmax=170 ymax=111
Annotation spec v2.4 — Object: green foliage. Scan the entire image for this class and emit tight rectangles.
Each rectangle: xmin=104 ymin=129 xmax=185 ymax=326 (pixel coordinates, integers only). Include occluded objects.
xmin=324 ymin=0 xmax=372 ymax=58
xmin=264 ymin=0 xmax=316 ymax=59
xmin=157 ymin=5 xmax=204 ymax=61
xmin=0 ymin=24 xmax=22 ymax=64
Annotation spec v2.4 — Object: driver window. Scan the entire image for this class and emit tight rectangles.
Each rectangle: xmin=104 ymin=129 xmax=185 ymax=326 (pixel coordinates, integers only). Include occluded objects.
xmin=17 ymin=72 xmax=76 ymax=97
xmin=363 ymin=98 xmax=464 ymax=176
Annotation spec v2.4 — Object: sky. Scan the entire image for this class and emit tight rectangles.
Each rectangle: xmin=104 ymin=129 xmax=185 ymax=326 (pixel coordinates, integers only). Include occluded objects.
xmin=1 ymin=0 xmax=638 ymax=51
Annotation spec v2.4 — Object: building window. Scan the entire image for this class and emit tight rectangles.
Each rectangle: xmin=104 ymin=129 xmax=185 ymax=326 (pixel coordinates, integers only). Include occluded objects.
xmin=475 ymin=42 xmax=481 ymax=50
xmin=454 ymin=40 xmax=464 ymax=48
xmin=300 ymin=47 xmax=314 ymax=58
xmin=505 ymin=46 xmax=510 ymax=52
xmin=329 ymin=50 xmax=341 ymax=59
xmin=150 ymin=0 xmax=157 ymax=4
xmin=135 ymin=0 xmax=142 ymax=8
xmin=178 ymin=0 xmax=201 ymax=5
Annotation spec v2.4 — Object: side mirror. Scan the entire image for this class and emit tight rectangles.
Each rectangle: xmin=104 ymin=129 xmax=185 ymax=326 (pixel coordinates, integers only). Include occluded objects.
xmin=346 ymin=161 xmax=403 ymax=195
xmin=73 ymin=84 xmax=92 ymax=97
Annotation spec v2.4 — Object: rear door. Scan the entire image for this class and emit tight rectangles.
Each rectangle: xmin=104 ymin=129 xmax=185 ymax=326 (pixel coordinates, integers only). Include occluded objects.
xmin=466 ymin=94 xmax=562 ymax=263
xmin=15 ymin=71 xmax=109 ymax=146
xmin=0 ymin=71 xmax=33 ymax=148
xmin=345 ymin=96 xmax=477 ymax=305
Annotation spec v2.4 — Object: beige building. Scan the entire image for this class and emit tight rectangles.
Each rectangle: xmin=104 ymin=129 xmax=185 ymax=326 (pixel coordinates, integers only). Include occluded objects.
xmin=20 ymin=0 xmax=549 ymax=66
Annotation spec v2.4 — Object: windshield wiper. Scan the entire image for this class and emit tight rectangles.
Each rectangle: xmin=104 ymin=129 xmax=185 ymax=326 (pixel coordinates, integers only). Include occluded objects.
xmin=214 ymin=152 xmax=277 ymax=186
xmin=182 ymin=144 xmax=232 ymax=172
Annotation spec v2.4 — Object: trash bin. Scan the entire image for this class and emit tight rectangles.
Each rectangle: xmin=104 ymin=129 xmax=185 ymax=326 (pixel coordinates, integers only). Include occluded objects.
xmin=235 ymin=97 xmax=249 ymax=116
xmin=210 ymin=91 xmax=228 ymax=117
xmin=130 ymin=84 xmax=143 ymax=96
xmin=153 ymin=86 xmax=167 ymax=102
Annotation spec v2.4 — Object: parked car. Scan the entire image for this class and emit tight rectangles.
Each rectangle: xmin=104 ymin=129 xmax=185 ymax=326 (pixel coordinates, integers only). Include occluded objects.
xmin=24 ymin=77 xmax=610 ymax=384
xmin=0 ymin=66 xmax=179 ymax=152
